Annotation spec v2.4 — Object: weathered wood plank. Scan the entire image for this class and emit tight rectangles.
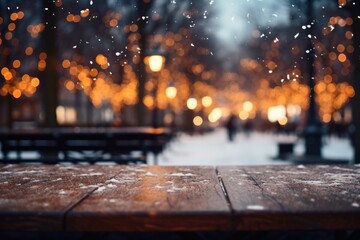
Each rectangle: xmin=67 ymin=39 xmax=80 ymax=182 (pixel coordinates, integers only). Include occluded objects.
xmin=218 ymin=165 xmax=360 ymax=231
xmin=66 ymin=166 xmax=231 ymax=231
xmin=0 ymin=164 xmax=120 ymax=231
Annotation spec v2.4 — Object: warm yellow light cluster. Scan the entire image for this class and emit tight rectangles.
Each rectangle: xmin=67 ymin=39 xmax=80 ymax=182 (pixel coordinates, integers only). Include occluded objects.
xmin=1 ymin=67 xmax=40 ymax=98
xmin=239 ymin=101 xmax=254 ymax=120
xmin=66 ymin=9 xmax=90 ymax=23
xmin=95 ymin=54 xmax=109 ymax=69
xmin=10 ymin=11 xmax=25 ymax=21
xmin=240 ymin=59 xmax=262 ymax=72
xmin=26 ymin=24 xmax=45 ymax=38
xmin=66 ymin=14 xmax=81 ymax=23
xmin=62 ymin=58 xmax=138 ymax=112
xmin=103 ymin=11 xmax=121 ymax=27
xmin=256 ymin=80 xmax=309 ymax=119
xmin=37 ymin=52 xmax=47 ymax=71
xmin=315 ymin=80 xmax=354 ymax=123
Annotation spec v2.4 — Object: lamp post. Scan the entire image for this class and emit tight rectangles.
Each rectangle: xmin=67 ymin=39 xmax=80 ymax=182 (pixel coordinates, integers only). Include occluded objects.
xmin=303 ymin=0 xmax=322 ymax=157
xmin=165 ymin=83 xmax=177 ymax=130
xmin=147 ymin=54 xmax=165 ymax=128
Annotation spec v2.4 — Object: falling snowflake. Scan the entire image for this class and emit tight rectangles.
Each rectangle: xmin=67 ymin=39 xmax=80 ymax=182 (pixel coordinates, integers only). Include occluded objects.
xmin=294 ymin=33 xmax=299 ymax=39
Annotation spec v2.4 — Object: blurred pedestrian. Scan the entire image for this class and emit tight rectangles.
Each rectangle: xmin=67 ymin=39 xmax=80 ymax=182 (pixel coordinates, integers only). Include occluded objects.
xmin=225 ymin=114 xmax=237 ymax=142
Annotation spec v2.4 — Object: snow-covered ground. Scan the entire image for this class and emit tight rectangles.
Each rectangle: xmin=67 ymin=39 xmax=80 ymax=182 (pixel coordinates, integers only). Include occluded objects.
xmin=151 ymin=129 xmax=354 ymax=166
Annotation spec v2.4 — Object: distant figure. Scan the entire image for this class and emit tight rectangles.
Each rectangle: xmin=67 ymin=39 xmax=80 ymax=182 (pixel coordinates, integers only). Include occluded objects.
xmin=243 ymin=120 xmax=253 ymax=137
xmin=225 ymin=114 xmax=237 ymax=142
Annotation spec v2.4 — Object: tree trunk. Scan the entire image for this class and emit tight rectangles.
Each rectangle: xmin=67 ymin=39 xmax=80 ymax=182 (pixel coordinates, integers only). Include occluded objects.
xmin=41 ymin=0 xmax=58 ymax=128
xmin=135 ymin=0 xmax=153 ymax=126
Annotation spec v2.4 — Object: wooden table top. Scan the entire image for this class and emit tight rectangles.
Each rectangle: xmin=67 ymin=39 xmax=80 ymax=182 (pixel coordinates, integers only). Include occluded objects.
xmin=0 ymin=164 xmax=359 ymax=232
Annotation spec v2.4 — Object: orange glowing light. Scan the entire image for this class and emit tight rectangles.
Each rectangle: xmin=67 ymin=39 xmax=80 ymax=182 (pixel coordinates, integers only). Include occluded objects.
xmin=22 ymin=74 xmax=30 ymax=82
xmin=90 ymin=68 xmax=98 ymax=77
xmin=80 ymin=9 xmax=90 ymax=18
xmin=62 ymin=59 xmax=71 ymax=68
xmin=73 ymin=15 xmax=81 ymax=23
xmin=278 ymin=116 xmax=288 ymax=126
xmin=17 ymin=11 xmax=24 ymax=19
xmin=337 ymin=44 xmax=345 ymax=53
xmin=347 ymin=45 xmax=354 ymax=53
xmin=38 ymin=60 xmax=46 ymax=71
xmin=329 ymin=52 xmax=337 ymax=61
xmin=129 ymin=24 xmax=138 ymax=32
xmin=66 ymin=14 xmax=74 ymax=22
xmin=8 ymin=23 xmax=16 ymax=31
xmin=322 ymin=113 xmax=331 ymax=123
xmin=12 ymin=60 xmax=21 ymax=68
xmin=202 ymin=96 xmax=212 ymax=107
xmin=345 ymin=31 xmax=353 ymax=40
xmin=65 ymin=81 xmax=75 ymax=91
xmin=193 ymin=116 xmax=203 ymax=126
xmin=4 ymin=71 xmax=12 ymax=81
xmin=109 ymin=19 xmax=118 ymax=27
xmin=1 ymin=67 xmax=9 ymax=75
xmin=5 ymin=32 xmax=12 ymax=40
xmin=338 ymin=53 xmax=347 ymax=62
xmin=39 ymin=52 xmax=47 ymax=60
xmin=143 ymin=95 xmax=154 ymax=108
xmin=12 ymin=89 xmax=21 ymax=98
xmin=25 ymin=47 xmax=33 ymax=56
xmin=10 ymin=13 xmax=18 ymax=21
xmin=239 ymin=111 xmax=249 ymax=120
xmin=96 ymin=54 xmax=107 ymax=65
xmin=31 ymin=78 xmax=40 ymax=87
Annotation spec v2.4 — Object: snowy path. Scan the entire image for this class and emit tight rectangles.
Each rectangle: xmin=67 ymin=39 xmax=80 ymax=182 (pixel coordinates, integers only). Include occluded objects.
xmin=153 ymin=129 xmax=354 ymax=166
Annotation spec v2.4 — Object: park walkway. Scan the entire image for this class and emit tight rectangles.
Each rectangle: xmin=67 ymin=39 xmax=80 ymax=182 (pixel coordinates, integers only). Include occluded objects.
xmin=154 ymin=129 xmax=354 ymax=166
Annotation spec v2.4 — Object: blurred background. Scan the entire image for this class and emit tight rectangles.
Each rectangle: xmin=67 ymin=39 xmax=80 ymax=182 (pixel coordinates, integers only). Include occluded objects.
xmin=0 ymin=0 xmax=358 ymax=163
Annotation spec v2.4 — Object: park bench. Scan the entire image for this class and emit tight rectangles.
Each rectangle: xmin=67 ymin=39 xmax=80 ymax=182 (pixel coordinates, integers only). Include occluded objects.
xmin=0 ymin=127 xmax=172 ymax=164
xmin=0 ymin=164 xmax=359 ymax=239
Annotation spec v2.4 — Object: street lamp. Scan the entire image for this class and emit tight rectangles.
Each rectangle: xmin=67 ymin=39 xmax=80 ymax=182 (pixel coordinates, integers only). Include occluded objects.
xmin=148 ymin=55 xmax=164 ymax=73
xmin=165 ymin=83 xmax=177 ymax=130
xmin=165 ymin=85 xmax=177 ymax=100
xmin=146 ymin=53 xmax=165 ymax=128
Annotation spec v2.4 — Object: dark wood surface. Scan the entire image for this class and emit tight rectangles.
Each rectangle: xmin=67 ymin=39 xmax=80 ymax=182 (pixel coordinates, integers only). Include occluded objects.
xmin=0 ymin=164 xmax=120 ymax=231
xmin=0 ymin=164 xmax=360 ymax=232
xmin=67 ymin=166 xmax=230 ymax=231
xmin=218 ymin=165 xmax=360 ymax=231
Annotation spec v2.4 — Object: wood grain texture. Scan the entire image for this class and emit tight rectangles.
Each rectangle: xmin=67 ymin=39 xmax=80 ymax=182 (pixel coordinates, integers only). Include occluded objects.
xmin=218 ymin=164 xmax=360 ymax=231
xmin=66 ymin=166 xmax=231 ymax=231
xmin=0 ymin=164 xmax=120 ymax=231
xmin=1 ymin=164 xmax=360 ymax=232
